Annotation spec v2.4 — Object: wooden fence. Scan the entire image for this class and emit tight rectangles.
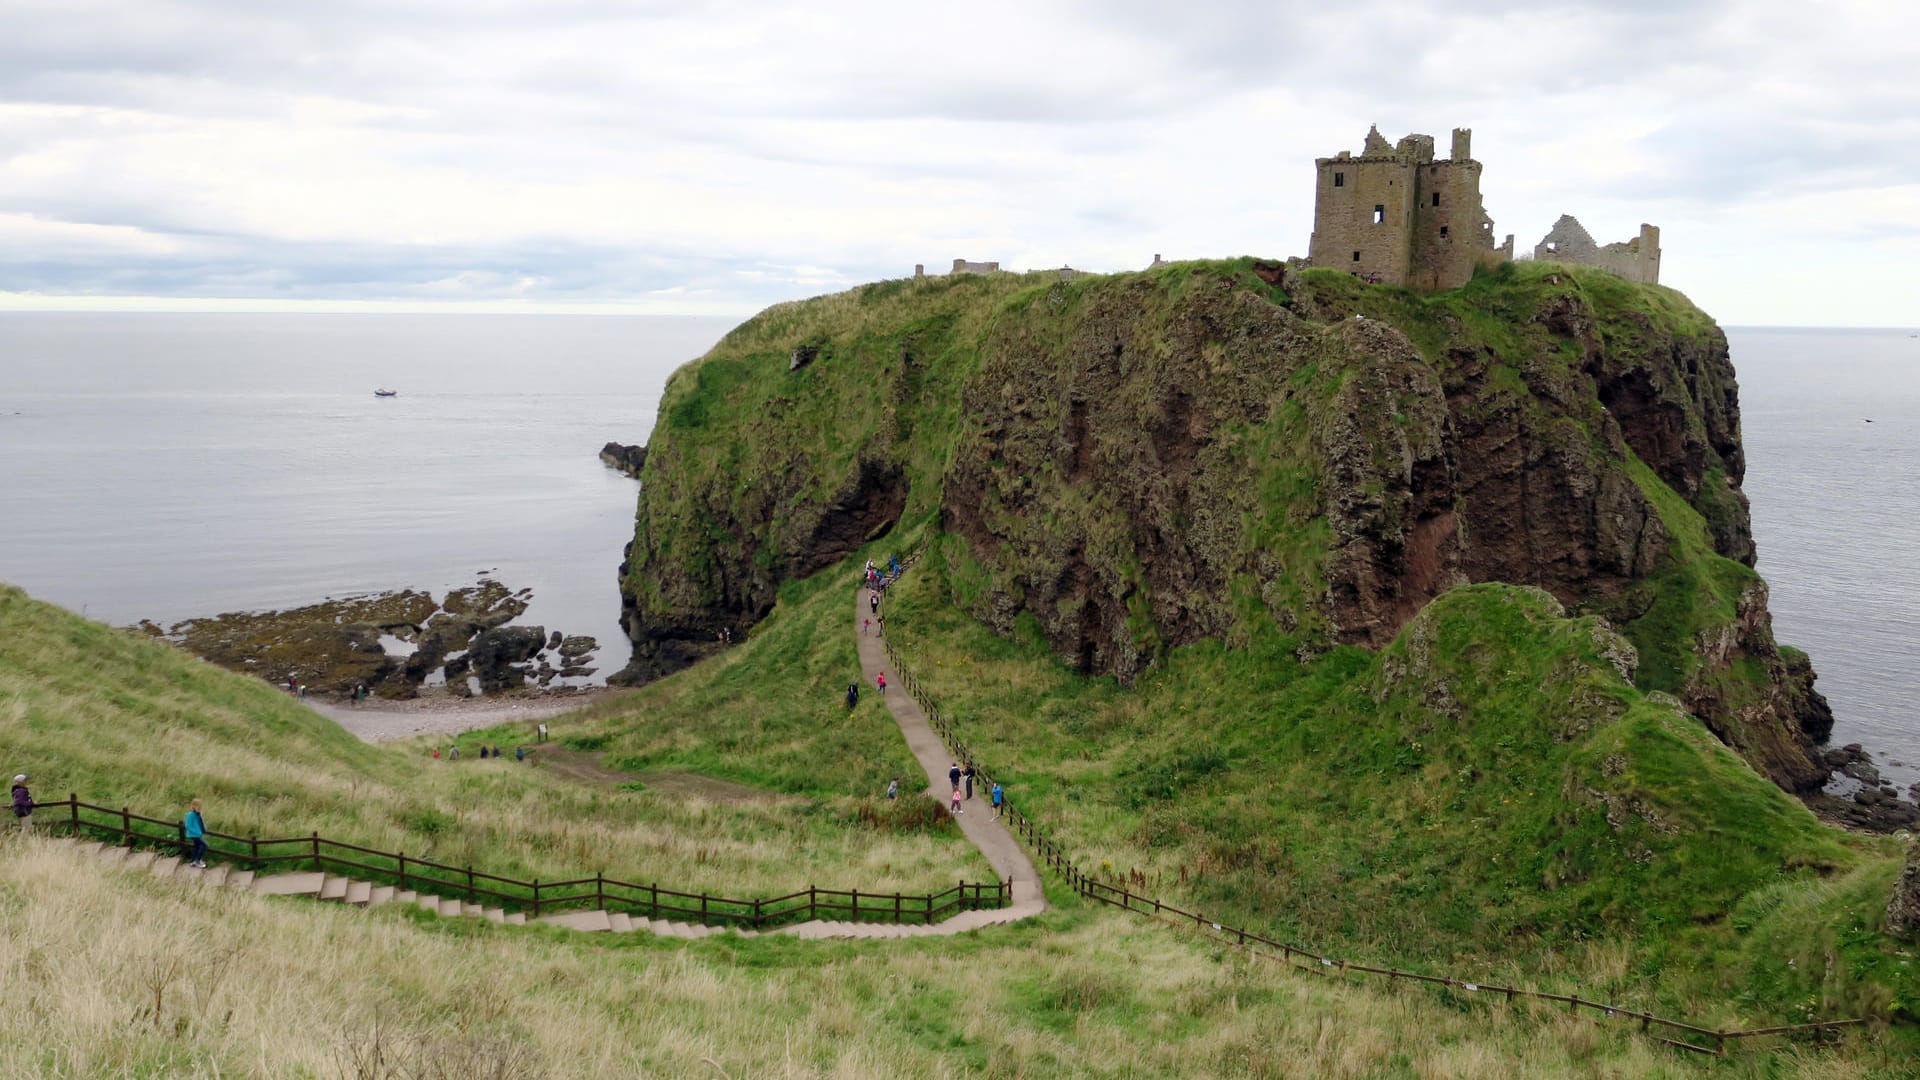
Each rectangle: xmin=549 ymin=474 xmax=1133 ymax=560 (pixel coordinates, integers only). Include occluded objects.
xmin=878 ymin=636 xmax=1868 ymax=1057
xmin=43 ymin=795 xmax=1008 ymax=931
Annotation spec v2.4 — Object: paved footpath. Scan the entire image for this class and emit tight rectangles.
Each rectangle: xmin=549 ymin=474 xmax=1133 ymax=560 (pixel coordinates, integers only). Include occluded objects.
xmin=856 ymin=588 xmax=1047 ymax=930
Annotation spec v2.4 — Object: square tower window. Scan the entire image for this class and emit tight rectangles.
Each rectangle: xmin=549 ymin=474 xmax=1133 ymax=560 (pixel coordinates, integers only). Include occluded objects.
xmin=1352 ymin=251 xmax=1361 ymax=262
xmin=1439 ymin=226 xmax=1449 ymax=238
xmin=1432 ymin=193 xmax=1441 ymax=207
xmin=1372 ymin=205 xmax=1385 ymax=224
xmin=1334 ymin=171 xmax=1345 ymax=187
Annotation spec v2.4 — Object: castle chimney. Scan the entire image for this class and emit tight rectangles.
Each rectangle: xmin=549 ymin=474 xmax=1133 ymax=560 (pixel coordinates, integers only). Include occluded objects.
xmin=1451 ymin=127 xmax=1472 ymax=161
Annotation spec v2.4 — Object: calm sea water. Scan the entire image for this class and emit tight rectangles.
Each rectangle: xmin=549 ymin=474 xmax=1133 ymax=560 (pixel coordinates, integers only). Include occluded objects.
xmin=0 ymin=312 xmax=734 ymax=681
xmin=1738 ymin=328 xmax=1920 ymax=792
xmin=0 ymin=316 xmax=1915 ymax=784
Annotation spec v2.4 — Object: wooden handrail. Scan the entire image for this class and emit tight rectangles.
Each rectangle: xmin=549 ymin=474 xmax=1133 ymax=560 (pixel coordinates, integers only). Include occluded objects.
xmin=45 ymin=795 xmax=1008 ymax=930
xmin=878 ymin=609 xmax=1873 ymax=1057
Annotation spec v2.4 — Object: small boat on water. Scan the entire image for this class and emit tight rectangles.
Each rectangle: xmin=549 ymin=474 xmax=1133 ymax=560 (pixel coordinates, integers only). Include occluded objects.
xmin=374 ymin=388 xmax=398 ymax=398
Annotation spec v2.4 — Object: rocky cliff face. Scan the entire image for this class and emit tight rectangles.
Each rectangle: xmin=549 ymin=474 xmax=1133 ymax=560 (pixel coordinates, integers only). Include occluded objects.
xmin=619 ymin=262 xmax=1837 ymax=795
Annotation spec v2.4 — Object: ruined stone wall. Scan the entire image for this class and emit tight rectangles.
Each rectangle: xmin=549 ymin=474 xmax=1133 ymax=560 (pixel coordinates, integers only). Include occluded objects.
xmin=951 ymin=258 xmax=1001 ymax=275
xmin=1308 ymin=153 xmax=1418 ymax=285
xmin=1533 ymin=217 xmax=1661 ymax=284
xmin=1309 ymin=126 xmax=1511 ymax=291
xmin=1407 ymin=160 xmax=1489 ymax=291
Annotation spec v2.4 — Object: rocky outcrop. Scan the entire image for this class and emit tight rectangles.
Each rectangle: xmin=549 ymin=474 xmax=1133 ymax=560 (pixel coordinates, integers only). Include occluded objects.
xmin=620 ymin=262 xmax=1844 ymax=800
xmin=600 ymin=442 xmax=647 ymax=478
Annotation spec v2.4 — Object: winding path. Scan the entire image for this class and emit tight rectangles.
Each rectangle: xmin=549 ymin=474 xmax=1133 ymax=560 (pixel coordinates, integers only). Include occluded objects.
xmin=856 ymin=587 xmax=1048 ymax=930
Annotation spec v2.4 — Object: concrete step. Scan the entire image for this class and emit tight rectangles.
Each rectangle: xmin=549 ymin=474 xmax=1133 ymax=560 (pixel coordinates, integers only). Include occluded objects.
xmin=367 ymin=885 xmax=396 ymax=906
xmin=483 ymin=908 xmax=506 ymax=923
xmin=94 ymin=844 xmax=129 ymax=862
xmin=202 ymin=865 xmax=231 ymax=888
xmin=394 ymin=890 xmax=417 ymax=904
xmin=124 ymin=851 xmax=157 ymax=872
xmin=539 ymin=909 xmax=612 ymax=932
xmin=254 ymin=872 xmax=325 ymax=897
xmin=318 ymin=876 xmax=350 ymax=902
xmin=149 ymin=855 xmax=182 ymax=879
xmin=75 ymin=841 xmax=106 ymax=857
xmin=225 ymin=870 xmax=254 ymax=891
xmin=345 ymin=881 xmax=373 ymax=906
xmin=459 ymin=902 xmax=484 ymax=918
xmin=504 ymin=912 xmax=527 ymax=926
xmin=608 ymin=912 xmax=633 ymax=932
xmin=438 ymin=899 xmax=464 ymax=917
xmin=416 ymin=894 xmax=443 ymax=913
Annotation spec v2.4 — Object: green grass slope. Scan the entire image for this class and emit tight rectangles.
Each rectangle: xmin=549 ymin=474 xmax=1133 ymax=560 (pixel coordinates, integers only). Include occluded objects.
xmin=0 ymin=582 xmax=981 ymax=897
xmin=882 ymin=546 xmax=1919 ymax=1029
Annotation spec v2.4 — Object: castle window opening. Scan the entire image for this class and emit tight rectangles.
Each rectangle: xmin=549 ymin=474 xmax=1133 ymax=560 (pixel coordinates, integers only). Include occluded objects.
xmin=1334 ymin=171 xmax=1345 ymax=187
xmin=1440 ymin=226 xmax=1449 ymax=238
xmin=1352 ymin=251 xmax=1361 ymax=262
xmin=1432 ymin=193 xmax=1441 ymax=207
xmin=1545 ymin=241 xmax=1558 ymax=254
xmin=1372 ymin=205 xmax=1385 ymax=224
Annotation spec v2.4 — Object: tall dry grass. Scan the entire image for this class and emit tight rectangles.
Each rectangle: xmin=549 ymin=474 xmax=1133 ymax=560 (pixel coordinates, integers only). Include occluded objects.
xmin=6 ymin=835 xmax=1887 ymax=1079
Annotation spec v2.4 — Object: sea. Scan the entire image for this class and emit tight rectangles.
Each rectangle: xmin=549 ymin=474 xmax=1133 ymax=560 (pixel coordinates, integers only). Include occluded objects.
xmin=0 ymin=315 xmax=1916 ymax=787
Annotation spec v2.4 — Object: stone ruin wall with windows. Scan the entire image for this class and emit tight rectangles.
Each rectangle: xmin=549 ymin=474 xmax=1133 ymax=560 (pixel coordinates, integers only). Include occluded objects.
xmin=1307 ymin=126 xmax=1661 ymax=290
xmin=1308 ymin=126 xmax=1514 ymax=290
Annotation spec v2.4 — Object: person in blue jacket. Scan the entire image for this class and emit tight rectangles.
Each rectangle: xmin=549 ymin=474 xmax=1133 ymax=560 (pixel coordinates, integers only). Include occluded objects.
xmin=183 ymin=799 xmax=207 ymax=868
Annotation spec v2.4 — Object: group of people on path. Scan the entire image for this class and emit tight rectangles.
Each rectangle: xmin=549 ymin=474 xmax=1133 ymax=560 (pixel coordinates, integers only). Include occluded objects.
xmin=858 ymin=553 xmax=1009 ymax=823
xmin=11 ymin=775 xmax=214 ymax=870
xmin=431 ymin=743 xmax=529 ymax=762
xmin=940 ymin=761 xmax=1004 ymax=820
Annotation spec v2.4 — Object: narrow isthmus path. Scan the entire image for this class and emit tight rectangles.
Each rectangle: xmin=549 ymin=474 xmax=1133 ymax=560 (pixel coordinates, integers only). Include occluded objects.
xmin=855 ymin=587 xmax=1047 ymax=930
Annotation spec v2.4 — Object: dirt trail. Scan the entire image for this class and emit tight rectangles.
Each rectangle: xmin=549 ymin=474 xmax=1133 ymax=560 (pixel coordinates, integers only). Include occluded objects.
xmin=857 ymin=587 xmax=1047 ymax=924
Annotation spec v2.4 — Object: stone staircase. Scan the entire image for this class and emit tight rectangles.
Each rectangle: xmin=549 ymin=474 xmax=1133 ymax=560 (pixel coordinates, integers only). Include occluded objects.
xmin=71 ymin=838 xmax=1027 ymax=941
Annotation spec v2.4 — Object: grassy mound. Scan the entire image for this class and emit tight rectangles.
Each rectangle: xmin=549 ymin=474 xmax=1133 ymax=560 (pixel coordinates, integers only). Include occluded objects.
xmin=883 ymin=550 xmax=1919 ymax=1028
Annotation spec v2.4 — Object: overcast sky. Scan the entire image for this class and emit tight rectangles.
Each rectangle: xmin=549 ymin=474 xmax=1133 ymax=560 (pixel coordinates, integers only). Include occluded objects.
xmin=0 ymin=0 xmax=1914 ymax=325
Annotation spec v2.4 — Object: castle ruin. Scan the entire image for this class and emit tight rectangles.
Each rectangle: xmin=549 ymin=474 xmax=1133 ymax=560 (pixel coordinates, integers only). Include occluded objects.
xmin=1307 ymin=126 xmax=1513 ymax=290
xmin=1532 ymin=215 xmax=1661 ymax=284
xmin=1307 ymin=126 xmax=1663 ymax=290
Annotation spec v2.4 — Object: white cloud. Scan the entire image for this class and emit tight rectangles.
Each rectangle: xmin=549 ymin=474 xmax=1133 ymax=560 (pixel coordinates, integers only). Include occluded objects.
xmin=0 ymin=0 xmax=1916 ymax=324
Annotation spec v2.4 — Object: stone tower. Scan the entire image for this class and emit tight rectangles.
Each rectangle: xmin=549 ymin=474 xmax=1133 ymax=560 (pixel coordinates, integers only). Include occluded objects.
xmin=1307 ymin=126 xmax=1514 ymax=290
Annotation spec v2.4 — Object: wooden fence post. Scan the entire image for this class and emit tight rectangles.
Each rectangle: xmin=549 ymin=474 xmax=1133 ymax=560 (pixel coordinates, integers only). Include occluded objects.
xmin=68 ymin=794 xmax=77 ymax=833
xmin=532 ymin=879 xmax=541 ymax=918
xmin=700 ymin=892 xmax=709 ymax=924
xmin=121 ymin=806 xmax=132 ymax=847
xmin=809 ymin=884 xmax=817 ymax=921
xmin=595 ymin=872 xmax=604 ymax=910
xmin=851 ymin=888 xmax=859 ymax=923
xmin=466 ymin=865 xmax=475 ymax=903
xmin=397 ymin=852 xmax=406 ymax=888
xmin=651 ymin=882 xmax=659 ymax=919
xmin=311 ymin=831 xmax=320 ymax=871
xmin=250 ymin=835 xmax=259 ymax=870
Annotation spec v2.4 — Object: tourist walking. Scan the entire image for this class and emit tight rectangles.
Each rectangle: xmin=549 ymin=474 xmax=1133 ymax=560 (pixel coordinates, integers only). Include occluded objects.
xmin=10 ymin=774 xmax=33 ymax=829
xmin=846 ymin=681 xmax=860 ymax=711
xmin=183 ymin=799 xmax=207 ymax=868
xmin=886 ymin=777 xmax=899 ymax=801
xmin=876 ymin=672 xmax=887 ymax=695
xmin=869 ymin=592 xmax=880 ymax=616
xmin=963 ymin=763 xmax=974 ymax=800
xmin=991 ymin=782 xmax=1004 ymax=821
xmin=537 ymin=722 xmax=549 ymax=741
xmin=948 ymin=762 xmax=961 ymax=793
xmin=949 ymin=786 xmax=964 ymax=814
xmin=863 ymin=618 xmax=870 ymax=636
xmin=876 ymin=615 xmax=885 ymax=637
xmin=515 ymin=745 xmax=527 ymax=762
